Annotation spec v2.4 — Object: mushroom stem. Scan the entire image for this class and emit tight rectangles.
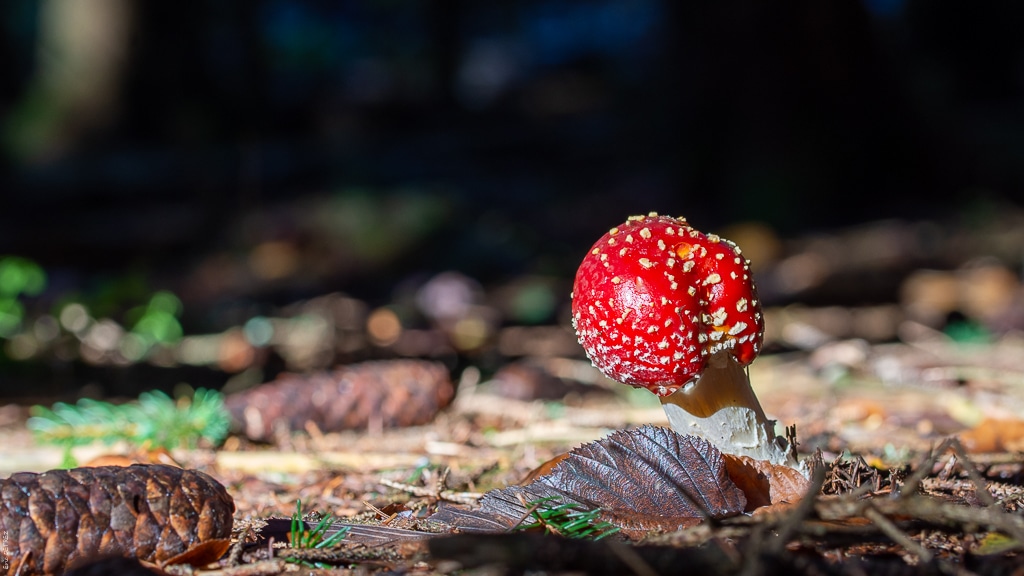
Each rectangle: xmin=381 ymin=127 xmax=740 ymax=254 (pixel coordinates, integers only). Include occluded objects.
xmin=659 ymin=352 xmax=797 ymax=468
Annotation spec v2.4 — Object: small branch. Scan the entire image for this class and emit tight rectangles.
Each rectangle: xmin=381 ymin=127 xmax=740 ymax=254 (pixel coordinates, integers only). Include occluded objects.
xmin=945 ymin=437 xmax=997 ymax=507
xmin=508 ymin=492 xmax=546 ymax=533
xmin=165 ymin=560 xmax=288 ymax=576
xmin=379 ymin=477 xmax=482 ymax=506
xmin=862 ymin=506 xmax=933 ymax=563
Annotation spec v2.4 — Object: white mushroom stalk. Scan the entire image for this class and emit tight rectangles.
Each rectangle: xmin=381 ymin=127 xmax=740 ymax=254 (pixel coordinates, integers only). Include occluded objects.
xmin=659 ymin=351 xmax=796 ymax=467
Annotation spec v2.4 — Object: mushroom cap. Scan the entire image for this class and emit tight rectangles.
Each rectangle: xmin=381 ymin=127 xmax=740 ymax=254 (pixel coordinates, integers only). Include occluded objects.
xmin=571 ymin=213 xmax=764 ymax=396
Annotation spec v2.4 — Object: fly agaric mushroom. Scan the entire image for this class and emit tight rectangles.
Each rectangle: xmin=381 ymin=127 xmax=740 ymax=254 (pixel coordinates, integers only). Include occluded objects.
xmin=571 ymin=213 xmax=797 ymax=467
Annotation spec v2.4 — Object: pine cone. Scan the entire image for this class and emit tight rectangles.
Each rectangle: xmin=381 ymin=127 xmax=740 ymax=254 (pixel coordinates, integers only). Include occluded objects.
xmin=0 ymin=464 xmax=234 ymax=575
xmin=226 ymin=360 xmax=454 ymax=442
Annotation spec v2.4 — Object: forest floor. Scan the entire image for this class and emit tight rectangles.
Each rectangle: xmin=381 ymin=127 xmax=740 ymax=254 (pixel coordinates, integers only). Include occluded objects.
xmin=4 ymin=212 xmax=1024 ymax=574
xmin=3 ymin=331 xmax=1024 ymax=574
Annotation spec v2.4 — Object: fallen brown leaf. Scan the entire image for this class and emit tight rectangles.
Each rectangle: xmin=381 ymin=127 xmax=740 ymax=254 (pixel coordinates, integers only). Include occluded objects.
xmin=722 ymin=453 xmax=811 ymax=512
xmin=959 ymin=417 xmax=1024 ymax=453
xmin=431 ymin=426 xmax=747 ymax=539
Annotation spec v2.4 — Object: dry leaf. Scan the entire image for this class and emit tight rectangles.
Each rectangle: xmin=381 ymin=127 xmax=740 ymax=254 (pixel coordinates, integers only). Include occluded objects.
xmin=82 ymin=447 xmax=180 ymax=468
xmin=973 ymin=532 xmax=1021 ymax=556
xmin=432 ymin=426 xmax=747 ymax=539
xmin=538 ymin=426 xmax=747 ymax=520
xmin=162 ymin=539 xmax=232 ymax=568
xmin=517 ymin=452 xmax=570 ymax=486
xmin=959 ymin=417 xmax=1024 ymax=453
xmin=722 ymin=454 xmax=811 ymax=513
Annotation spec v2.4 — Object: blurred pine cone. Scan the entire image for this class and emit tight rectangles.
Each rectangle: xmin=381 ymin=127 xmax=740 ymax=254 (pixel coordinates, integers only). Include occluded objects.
xmin=225 ymin=360 xmax=454 ymax=443
xmin=0 ymin=464 xmax=234 ymax=575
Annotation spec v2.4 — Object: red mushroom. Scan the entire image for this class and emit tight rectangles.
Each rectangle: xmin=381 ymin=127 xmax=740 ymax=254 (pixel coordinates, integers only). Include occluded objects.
xmin=571 ymin=213 xmax=797 ymax=467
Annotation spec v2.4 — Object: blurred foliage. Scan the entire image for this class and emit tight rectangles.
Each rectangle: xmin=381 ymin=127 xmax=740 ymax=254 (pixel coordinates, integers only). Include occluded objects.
xmin=0 ymin=260 xmax=190 ymax=370
xmin=0 ymin=256 xmax=46 ymax=338
xmin=314 ymin=191 xmax=452 ymax=264
xmin=28 ymin=388 xmax=230 ymax=466
xmin=944 ymin=319 xmax=991 ymax=344
xmin=128 ymin=290 xmax=184 ymax=347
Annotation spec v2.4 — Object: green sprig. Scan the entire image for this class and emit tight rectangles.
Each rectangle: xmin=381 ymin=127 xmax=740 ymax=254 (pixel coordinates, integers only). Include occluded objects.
xmin=28 ymin=388 xmax=231 ymax=463
xmin=515 ymin=496 xmax=620 ymax=540
xmin=285 ymin=500 xmax=350 ymax=568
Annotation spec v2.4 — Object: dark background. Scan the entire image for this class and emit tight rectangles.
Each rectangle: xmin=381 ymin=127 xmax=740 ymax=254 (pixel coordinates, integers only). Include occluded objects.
xmin=5 ymin=0 xmax=1024 ymax=268
xmin=2 ymin=0 xmax=1024 ymax=396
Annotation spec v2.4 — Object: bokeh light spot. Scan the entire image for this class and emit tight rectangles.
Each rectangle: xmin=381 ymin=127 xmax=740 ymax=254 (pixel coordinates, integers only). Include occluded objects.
xmin=367 ymin=307 xmax=402 ymax=346
xmin=244 ymin=316 xmax=275 ymax=347
xmin=60 ymin=303 xmax=91 ymax=334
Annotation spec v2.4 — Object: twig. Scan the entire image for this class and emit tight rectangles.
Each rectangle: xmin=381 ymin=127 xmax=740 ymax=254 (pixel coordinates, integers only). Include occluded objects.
xmin=814 ymin=493 xmax=1024 ymax=548
xmin=380 ymin=469 xmax=483 ymax=506
xmin=225 ymin=537 xmax=245 ymax=568
xmin=165 ymin=560 xmax=288 ymax=576
xmin=605 ymin=540 xmax=662 ymax=576
xmin=861 ymin=506 xmax=933 ymax=563
xmin=945 ymin=437 xmax=997 ymax=507
xmin=277 ymin=543 xmax=401 ymax=564
xmin=737 ymin=464 xmax=826 ymax=576
xmin=899 ymin=437 xmax=954 ymax=497
xmin=664 ymin=442 xmax=1024 ymax=566
xmin=508 ymin=492 xmax=547 ymax=533
xmin=773 ymin=463 xmax=827 ymax=546
xmin=362 ymin=500 xmax=400 ymax=525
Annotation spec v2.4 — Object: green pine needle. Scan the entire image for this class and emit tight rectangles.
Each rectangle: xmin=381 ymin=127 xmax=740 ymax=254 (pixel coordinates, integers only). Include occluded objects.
xmin=28 ymin=388 xmax=231 ymax=456
xmin=286 ymin=500 xmax=350 ymax=567
xmin=515 ymin=496 xmax=620 ymax=540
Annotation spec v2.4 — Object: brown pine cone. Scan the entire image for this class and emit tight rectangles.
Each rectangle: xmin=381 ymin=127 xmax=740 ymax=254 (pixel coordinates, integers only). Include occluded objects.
xmin=226 ymin=360 xmax=454 ymax=443
xmin=0 ymin=464 xmax=234 ymax=575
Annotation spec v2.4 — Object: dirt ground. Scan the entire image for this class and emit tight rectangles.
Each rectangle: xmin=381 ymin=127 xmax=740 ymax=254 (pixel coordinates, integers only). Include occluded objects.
xmin=5 ymin=213 xmax=1024 ymax=574
xmin=3 ymin=328 xmax=1024 ymax=574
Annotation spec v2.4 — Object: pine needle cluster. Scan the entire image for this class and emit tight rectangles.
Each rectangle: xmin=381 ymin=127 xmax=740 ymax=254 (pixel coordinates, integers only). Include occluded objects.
xmin=516 ymin=496 xmax=620 ymax=540
xmin=28 ymin=388 xmax=231 ymax=462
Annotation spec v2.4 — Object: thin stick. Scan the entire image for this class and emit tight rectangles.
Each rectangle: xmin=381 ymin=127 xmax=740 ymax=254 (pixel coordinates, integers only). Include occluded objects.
xmin=862 ymin=506 xmax=933 ymax=563
xmin=605 ymin=540 xmax=662 ymax=576
xmin=900 ymin=438 xmax=952 ymax=497
xmin=947 ymin=438 xmax=997 ymax=507
xmin=507 ymin=491 xmax=546 ymax=533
